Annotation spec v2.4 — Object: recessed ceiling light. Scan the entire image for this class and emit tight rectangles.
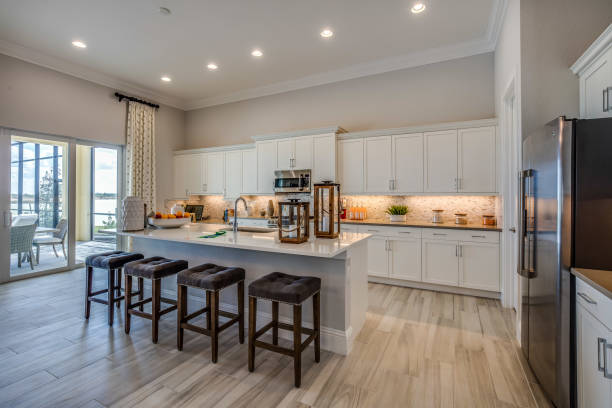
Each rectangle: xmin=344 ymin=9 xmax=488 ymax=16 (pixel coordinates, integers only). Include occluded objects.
xmin=161 ymin=76 xmax=171 ymax=82
xmin=159 ymin=7 xmax=171 ymax=15
xmin=251 ymin=49 xmax=263 ymax=57
xmin=411 ymin=3 xmax=426 ymax=13
xmin=207 ymin=63 xmax=218 ymax=71
xmin=71 ymin=40 xmax=87 ymax=48
xmin=320 ymin=29 xmax=334 ymax=38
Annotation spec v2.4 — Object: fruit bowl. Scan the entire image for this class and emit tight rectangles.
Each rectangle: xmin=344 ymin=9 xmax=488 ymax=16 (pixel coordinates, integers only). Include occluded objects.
xmin=148 ymin=217 xmax=191 ymax=229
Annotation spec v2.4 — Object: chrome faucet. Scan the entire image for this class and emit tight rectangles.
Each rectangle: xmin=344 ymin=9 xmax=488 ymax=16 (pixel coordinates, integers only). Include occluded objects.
xmin=233 ymin=197 xmax=248 ymax=233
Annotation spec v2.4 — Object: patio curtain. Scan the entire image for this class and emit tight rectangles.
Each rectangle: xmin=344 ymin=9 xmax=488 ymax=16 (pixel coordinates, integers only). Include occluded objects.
xmin=125 ymin=101 xmax=156 ymax=212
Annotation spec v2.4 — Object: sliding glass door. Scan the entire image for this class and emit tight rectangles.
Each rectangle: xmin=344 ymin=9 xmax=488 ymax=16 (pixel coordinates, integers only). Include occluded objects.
xmin=0 ymin=128 xmax=122 ymax=282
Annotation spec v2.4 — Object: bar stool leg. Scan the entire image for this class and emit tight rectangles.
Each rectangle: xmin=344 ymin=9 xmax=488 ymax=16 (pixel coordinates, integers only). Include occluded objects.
xmin=206 ymin=291 xmax=212 ymax=330
xmin=137 ymin=278 xmax=144 ymax=311
xmin=115 ymin=269 xmax=122 ymax=309
xmin=85 ymin=266 xmax=93 ymax=319
xmin=152 ymin=279 xmax=161 ymax=344
xmin=177 ymin=284 xmax=187 ymax=351
xmin=293 ymin=304 xmax=302 ymax=388
xmin=108 ymin=268 xmax=115 ymax=326
xmin=210 ymin=290 xmax=219 ymax=363
xmin=124 ymin=274 xmax=132 ymax=334
xmin=237 ymin=281 xmax=245 ymax=344
xmin=313 ymin=292 xmax=320 ymax=363
xmin=248 ymin=296 xmax=257 ymax=372
xmin=272 ymin=301 xmax=279 ymax=346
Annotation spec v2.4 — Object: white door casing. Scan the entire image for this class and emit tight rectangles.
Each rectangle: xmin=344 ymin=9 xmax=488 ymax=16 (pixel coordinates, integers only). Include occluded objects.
xmin=0 ymin=128 xmax=10 ymax=283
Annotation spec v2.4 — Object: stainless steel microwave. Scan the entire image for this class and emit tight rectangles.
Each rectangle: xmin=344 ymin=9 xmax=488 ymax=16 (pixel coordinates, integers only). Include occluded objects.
xmin=273 ymin=169 xmax=311 ymax=193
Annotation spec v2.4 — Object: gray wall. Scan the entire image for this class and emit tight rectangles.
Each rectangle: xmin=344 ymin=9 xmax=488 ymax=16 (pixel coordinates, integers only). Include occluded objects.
xmin=184 ymin=53 xmax=496 ymax=148
xmin=0 ymin=53 xmax=185 ymax=209
xmin=520 ymin=0 xmax=612 ymax=138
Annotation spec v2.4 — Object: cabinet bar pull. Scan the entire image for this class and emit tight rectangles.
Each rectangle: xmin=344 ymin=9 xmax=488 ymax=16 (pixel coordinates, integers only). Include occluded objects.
xmin=455 ymin=245 xmax=458 ymax=257
xmin=598 ymin=338 xmax=606 ymax=372
xmin=577 ymin=292 xmax=597 ymax=305
xmin=472 ymin=235 xmax=486 ymax=238
xmin=433 ymin=233 xmax=447 ymax=236
xmin=398 ymin=231 xmax=411 ymax=234
xmin=367 ymin=229 xmax=380 ymax=233
xmin=605 ymin=342 xmax=612 ymax=379
xmin=604 ymin=88 xmax=609 ymax=113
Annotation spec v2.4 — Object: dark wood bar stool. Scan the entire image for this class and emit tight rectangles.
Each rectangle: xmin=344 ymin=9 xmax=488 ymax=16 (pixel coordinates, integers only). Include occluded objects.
xmin=84 ymin=251 xmax=144 ymax=326
xmin=248 ymin=272 xmax=321 ymax=387
xmin=124 ymin=257 xmax=188 ymax=343
xmin=176 ymin=264 xmax=245 ymax=363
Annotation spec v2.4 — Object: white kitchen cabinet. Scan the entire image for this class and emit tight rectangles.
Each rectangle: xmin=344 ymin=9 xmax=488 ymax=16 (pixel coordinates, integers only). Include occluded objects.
xmin=173 ymin=154 xmax=202 ymax=197
xmin=224 ymin=150 xmax=242 ymax=199
xmin=458 ymin=241 xmax=500 ymax=291
xmin=277 ymin=139 xmax=294 ymax=170
xmin=365 ymin=136 xmax=393 ymax=193
xmin=257 ymin=141 xmax=277 ymax=194
xmin=576 ymin=295 xmax=612 ymax=408
xmin=458 ymin=127 xmax=496 ymax=193
xmin=389 ymin=237 xmax=421 ymax=281
xmin=422 ymin=239 xmax=459 ymax=286
xmin=393 ymin=133 xmax=423 ymax=193
xmin=312 ymin=134 xmax=336 ymax=183
xmin=424 ymin=130 xmax=458 ymax=192
xmin=276 ymin=136 xmax=313 ymax=170
xmin=366 ymin=235 xmax=389 ymax=278
xmin=242 ymin=149 xmax=258 ymax=194
xmin=338 ymin=139 xmax=364 ymax=193
xmin=206 ymin=152 xmax=225 ymax=195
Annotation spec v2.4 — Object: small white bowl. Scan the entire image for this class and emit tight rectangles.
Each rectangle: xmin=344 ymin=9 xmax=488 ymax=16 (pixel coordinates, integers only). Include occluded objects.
xmin=148 ymin=217 xmax=191 ymax=228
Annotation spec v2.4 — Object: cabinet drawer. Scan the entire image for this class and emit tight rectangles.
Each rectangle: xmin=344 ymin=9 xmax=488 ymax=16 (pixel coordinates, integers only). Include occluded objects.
xmin=421 ymin=228 xmax=463 ymax=241
xmin=357 ymin=225 xmax=421 ymax=238
xmin=455 ymin=230 xmax=499 ymax=243
xmin=576 ymin=277 xmax=612 ymax=331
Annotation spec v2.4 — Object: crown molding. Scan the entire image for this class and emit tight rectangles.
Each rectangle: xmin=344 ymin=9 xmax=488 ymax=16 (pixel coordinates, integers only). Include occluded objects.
xmin=570 ymin=23 xmax=612 ymax=74
xmin=251 ymin=126 xmax=346 ymax=142
xmin=0 ymin=39 xmax=188 ymax=110
xmin=185 ymin=38 xmax=494 ymax=110
xmin=174 ymin=143 xmax=255 ymax=155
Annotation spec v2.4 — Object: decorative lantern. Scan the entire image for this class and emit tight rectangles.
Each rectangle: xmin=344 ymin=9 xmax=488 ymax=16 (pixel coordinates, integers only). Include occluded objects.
xmin=314 ymin=182 xmax=341 ymax=238
xmin=277 ymin=200 xmax=310 ymax=244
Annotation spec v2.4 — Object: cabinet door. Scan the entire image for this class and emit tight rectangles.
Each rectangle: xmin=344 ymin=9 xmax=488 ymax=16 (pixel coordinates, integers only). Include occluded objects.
xmin=277 ymin=139 xmax=294 ymax=170
xmin=389 ymin=237 xmax=421 ymax=281
xmin=393 ymin=133 xmax=423 ymax=193
xmin=241 ymin=149 xmax=257 ymax=194
xmin=200 ymin=153 xmax=208 ymax=193
xmin=458 ymin=127 xmax=496 ymax=193
xmin=184 ymin=154 xmax=203 ymax=194
xmin=338 ymin=139 xmax=364 ymax=193
xmin=312 ymin=134 xmax=336 ymax=183
xmin=257 ymin=141 xmax=277 ymax=194
xmin=581 ymin=48 xmax=612 ymax=119
xmin=458 ymin=242 xmax=500 ymax=291
xmin=294 ymin=136 xmax=313 ymax=170
xmin=224 ymin=150 xmax=242 ymax=199
xmin=422 ymin=239 xmax=459 ymax=286
xmin=366 ymin=235 xmax=389 ymax=278
xmin=172 ymin=155 xmax=188 ymax=198
xmin=577 ymin=305 xmax=612 ymax=408
xmin=206 ymin=152 xmax=225 ymax=194
xmin=424 ymin=130 xmax=458 ymax=192
xmin=365 ymin=136 xmax=393 ymax=193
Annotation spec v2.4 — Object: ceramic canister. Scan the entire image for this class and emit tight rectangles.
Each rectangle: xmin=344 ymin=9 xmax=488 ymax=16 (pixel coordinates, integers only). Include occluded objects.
xmin=121 ymin=196 xmax=145 ymax=231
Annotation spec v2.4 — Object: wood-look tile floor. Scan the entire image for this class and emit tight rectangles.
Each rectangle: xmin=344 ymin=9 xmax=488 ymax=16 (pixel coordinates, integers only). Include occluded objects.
xmin=0 ymin=269 xmax=553 ymax=408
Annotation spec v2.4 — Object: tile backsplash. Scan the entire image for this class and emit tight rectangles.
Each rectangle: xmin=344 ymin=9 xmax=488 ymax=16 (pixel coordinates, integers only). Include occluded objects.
xmin=166 ymin=194 xmax=497 ymax=224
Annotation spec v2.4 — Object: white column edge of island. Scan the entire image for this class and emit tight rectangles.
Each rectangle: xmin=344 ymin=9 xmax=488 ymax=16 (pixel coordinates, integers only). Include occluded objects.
xmin=117 ymin=223 xmax=371 ymax=355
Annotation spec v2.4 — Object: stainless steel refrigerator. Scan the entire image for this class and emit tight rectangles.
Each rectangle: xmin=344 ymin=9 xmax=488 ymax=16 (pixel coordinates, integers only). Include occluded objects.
xmin=519 ymin=116 xmax=612 ymax=408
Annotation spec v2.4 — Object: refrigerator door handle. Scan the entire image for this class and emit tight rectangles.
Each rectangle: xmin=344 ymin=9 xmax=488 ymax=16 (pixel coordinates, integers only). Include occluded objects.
xmin=519 ymin=169 xmax=536 ymax=278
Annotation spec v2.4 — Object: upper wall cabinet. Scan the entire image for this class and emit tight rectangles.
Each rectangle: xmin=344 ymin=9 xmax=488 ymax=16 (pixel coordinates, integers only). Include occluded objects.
xmin=257 ymin=140 xmax=277 ymax=194
xmin=365 ymin=136 xmax=393 ymax=193
xmin=224 ymin=150 xmax=242 ymax=199
xmin=458 ymin=126 xmax=496 ymax=193
xmin=242 ymin=149 xmax=258 ymax=195
xmin=424 ymin=130 xmax=458 ymax=193
xmin=173 ymin=153 xmax=203 ymax=198
xmin=205 ymin=152 xmax=225 ymax=195
xmin=276 ymin=136 xmax=312 ymax=170
xmin=571 ymin=25 xmax=612 ymax=119
xmin=312 ymin=134 xmax=336 ymax=183
xmin=338 ymin=139 xmax=364 ymax=194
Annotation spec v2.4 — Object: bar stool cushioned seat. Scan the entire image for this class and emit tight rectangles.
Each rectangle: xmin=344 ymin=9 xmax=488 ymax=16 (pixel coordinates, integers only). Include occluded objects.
xmin=84 ymin=251 xmax=144 ymax=326
xmin=248 ymin=272 xmax=321 ymax=304
xmin=177 ymin=263 xmax=245 ymax=290
xmin=125 ymin=257 xmax=188 ymax=280
xmin=86 ymin=251 xmax=143 ymax=269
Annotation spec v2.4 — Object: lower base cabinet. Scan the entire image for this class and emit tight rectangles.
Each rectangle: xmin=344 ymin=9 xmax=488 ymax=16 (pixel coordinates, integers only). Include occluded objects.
xmin=358 ymin=226 xmax=500 ymax=293
xmin=576 ymin=278 xmax=612 ymax=407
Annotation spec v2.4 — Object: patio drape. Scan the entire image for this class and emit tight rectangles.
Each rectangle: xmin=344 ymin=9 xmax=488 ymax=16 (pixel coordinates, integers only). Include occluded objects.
xmin=125 ymin=101 xmax=156 ymax=212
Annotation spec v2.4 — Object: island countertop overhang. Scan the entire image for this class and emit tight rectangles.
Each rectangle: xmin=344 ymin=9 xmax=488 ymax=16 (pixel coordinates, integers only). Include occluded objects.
xmin=116 ymin=223 xmax=371 ymax=258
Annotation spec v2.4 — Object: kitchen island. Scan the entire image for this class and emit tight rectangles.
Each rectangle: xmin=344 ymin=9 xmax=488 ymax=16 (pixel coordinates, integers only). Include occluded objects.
xmin=117 ymin=224 xmax=370 ymax=355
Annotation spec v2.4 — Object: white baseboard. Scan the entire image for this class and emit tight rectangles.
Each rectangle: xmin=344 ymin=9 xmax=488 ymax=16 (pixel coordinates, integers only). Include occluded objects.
xmin=368 ymin=276 xmax=501 ymax=300
xmin=160 ymin=288 xmax=352 ymax=355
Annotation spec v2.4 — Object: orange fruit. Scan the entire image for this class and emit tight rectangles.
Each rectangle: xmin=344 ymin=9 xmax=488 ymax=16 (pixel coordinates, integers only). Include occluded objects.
xmin=168 ymin=214 xmax=176 ymax=219
xmin=161 ymin=214 xmax=168 ymax=219
xmin=176 ymin=211 xmax=183 ymax=217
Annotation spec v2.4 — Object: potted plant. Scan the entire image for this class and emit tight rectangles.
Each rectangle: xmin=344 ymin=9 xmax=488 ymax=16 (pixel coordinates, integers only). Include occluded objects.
xmin=386 ymin=205 xmax=408 ymax=222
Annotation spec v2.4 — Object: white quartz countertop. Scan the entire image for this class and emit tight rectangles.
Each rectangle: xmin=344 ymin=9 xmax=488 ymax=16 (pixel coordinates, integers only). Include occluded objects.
xmin=116 ymin=223 xmax=370 ymax=258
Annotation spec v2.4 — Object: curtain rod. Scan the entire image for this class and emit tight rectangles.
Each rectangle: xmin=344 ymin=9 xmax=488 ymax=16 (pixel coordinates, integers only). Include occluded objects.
xmin=114 ymin=92 xmax=160 ymax=109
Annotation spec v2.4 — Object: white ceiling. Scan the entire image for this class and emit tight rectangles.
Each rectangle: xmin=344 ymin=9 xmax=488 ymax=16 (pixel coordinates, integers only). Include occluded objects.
xmin=0 ymin=0 xmax=505 ymax=109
